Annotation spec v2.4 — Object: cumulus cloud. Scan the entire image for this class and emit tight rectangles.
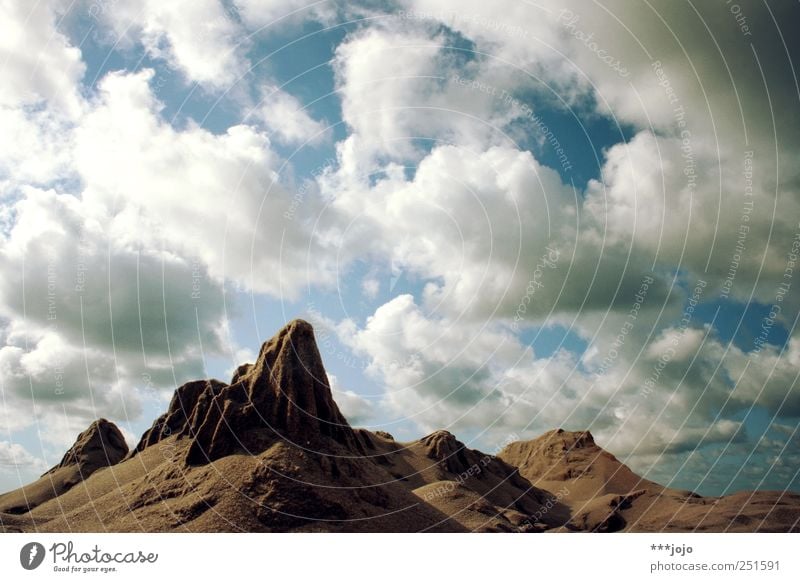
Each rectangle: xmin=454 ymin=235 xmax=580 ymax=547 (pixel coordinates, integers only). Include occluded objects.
xmin=0 ymin=47 xmax=339 ymax=449
xmin=0 ymin=185 xmax=229 ymax=437
xmin=401 ymin=0 xmax=800 ymax=311
xmin=250 ymin=84 xmax=328 ymax=145
xmin=584 ymin=131 xmax=800 ymax=310
xmin=337 ymin=291 xmax=799 ymax=470
xmin=0 ymin=0 xmax=83 ymax=191
xmin=0 ymin=0 xmax=85 ymax=115
xmin=339 ymin=294 xmax=613 ymax=438
xmin=232 ymin=0 xmax=340 ymax=30
xmin=320 ymin=135 xmax=682 ymax=327
xmin=99 ymin=0 xmax=248 ymax=89
xmin=0 ymin=107 xmax=75 ymax=188
xmin=322 ymin=143 xmax=570 ymax=317
xmin=0 ymin=440 xmax=46 ymax=471
xmin=74 ymin=68 xmax=337 ymax=298
xmin=327 ymin=374 xmax=374 ymax=425
xmin=332 ymin=25 xmax=533 ymax=166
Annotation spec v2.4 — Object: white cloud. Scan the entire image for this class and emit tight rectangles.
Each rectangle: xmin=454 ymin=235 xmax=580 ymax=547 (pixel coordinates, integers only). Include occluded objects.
xmin=332 ymin=25 xmax=528 ymax=166
xmin=327 ymin=374 xmax=374 ymax=425
xmin=339 ymin=294 xmax=588 ymax=435
xmin=100 ymin=0 xmax=248 ymax=89
xmin=74 ymin=69 xmax=337 ymax=298
xmin=404 ymin=0 xmax=795 ymax=144
xmin=646 ymin=327 xmax=706 ymax=363
xmin=338 ymin=290 xmax=800 ymax=464
xmin=0 ymin=0 xmax=85 ymax=116
xmin=233 ymin=0 xmax=339 ymax=30
xmin=251 ymin=85 xmax=328 ymax=145
xmin=0 ymin=186 xmax=229 ymax=439
xmin=584 ymin=131 xmax=800 ymax=309
xmin=396 ymin=0 xmax=800 ymax=313
xmin=0 ymin=0 xmax=83 ymax=192
xmin=0 ymin=440 xmax=46 ymax=471
xmin=322 ymin=142 xmax=579 ymax=319
xmin=0 ymin=55 xmax=344 ymax=450
xmin=0 ymin=106 xmax=75 ymax=187
xmin=361 ymin=277 xmax=380 ymax=299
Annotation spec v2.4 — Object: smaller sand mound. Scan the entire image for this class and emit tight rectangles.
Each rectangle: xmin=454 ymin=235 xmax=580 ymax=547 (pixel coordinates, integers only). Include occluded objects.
xmin=0 ymin=419 xmax=128 ymax=515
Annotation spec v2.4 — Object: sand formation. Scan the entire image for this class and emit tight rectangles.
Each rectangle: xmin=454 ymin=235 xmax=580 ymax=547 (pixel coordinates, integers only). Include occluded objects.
xmin=1 ymin=320 xmax=798 ymax=532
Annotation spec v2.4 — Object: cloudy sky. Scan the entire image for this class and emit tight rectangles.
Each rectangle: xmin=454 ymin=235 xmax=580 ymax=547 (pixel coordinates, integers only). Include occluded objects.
xmin=1 ymin=0 xmax=799 ymax=497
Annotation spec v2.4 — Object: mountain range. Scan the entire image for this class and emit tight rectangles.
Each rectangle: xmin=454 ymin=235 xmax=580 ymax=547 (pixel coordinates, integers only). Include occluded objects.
xmin=1 ymin=319 xmax=797 ymax=533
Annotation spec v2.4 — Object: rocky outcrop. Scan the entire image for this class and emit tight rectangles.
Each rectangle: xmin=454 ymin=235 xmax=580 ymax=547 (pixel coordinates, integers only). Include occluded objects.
xmin=0 ymin=419 xmax=128 ymax=515
xmin=416 ymin=429 xmax=557 ymax=520
xmin=499 ymin=428 xmax=658 ymax=494
xmin=568 ymin=489 xmax=647 ymax=532
xmin=44 ymin=419 xmax=128 ymax=477
xmin=131 ymin=379 xmax=226 ymax=455
xmin=419 ymin=430 xmax=482 ymax=476
xmin=185 ymin=319 xmax=362 ymax=465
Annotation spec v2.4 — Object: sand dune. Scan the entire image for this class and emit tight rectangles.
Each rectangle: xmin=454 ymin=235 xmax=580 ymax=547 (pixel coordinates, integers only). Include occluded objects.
xmin=1 ymin=320 xmax=797 ymax=533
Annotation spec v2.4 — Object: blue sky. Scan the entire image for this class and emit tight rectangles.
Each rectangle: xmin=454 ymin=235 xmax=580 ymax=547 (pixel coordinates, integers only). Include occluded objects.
xmin=0 ymin=0 xmax=799 ymax=498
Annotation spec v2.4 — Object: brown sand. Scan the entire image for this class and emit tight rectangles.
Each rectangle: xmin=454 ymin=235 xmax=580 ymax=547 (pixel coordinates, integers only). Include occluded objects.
xmin=1 ymin=320 xmax=797 ymax=533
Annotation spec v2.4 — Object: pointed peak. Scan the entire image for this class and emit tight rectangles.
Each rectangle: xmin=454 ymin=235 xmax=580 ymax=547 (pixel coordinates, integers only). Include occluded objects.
xmin=419 ymin=431 xmax=463 ymax=458
xmin=131 ymin=379 xmax=226 ymax=456
xmin=230 ymin=363 xmax=252 ymax=384
xmin=88 ymin=418 xmax=117 ymax=432
xmin=534 ymin=428 xmax=596 ymax=447
xmin=420 ymin=430 xmax=458 ymax=445
xmin=45 ymin=418 xmax=128 ymax=477
xmin=185 ymin=320 xmax=362 ymax=465
xmin=285 ymin=318 xmax=315 ymax=334
xmin=558 ymin=429 xmax=595 ymax=446
xmin=498 ymin=429 xmax=600 ymax=464
xmin=270 ymin=318 xmax=316 ymax=348
xmin=251 ymin=318 xmax=322 ymax=372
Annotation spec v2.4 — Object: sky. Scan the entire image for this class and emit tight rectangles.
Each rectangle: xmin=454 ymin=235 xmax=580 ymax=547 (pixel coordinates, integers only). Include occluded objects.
xmin=0 ymin=0 xmax=799 ymax=497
